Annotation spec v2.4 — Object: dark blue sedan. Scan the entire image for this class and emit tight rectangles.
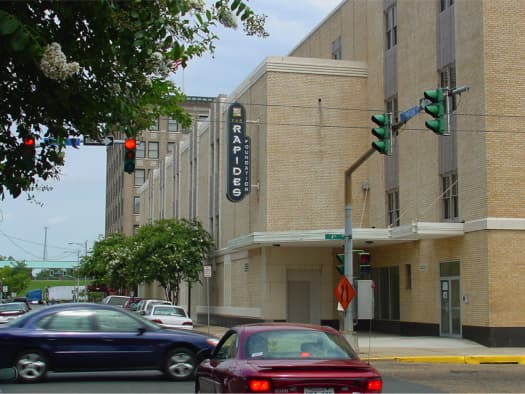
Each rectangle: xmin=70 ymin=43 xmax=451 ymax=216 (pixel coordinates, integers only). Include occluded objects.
xmin=0 ymin=303 xmax=218 ymax=383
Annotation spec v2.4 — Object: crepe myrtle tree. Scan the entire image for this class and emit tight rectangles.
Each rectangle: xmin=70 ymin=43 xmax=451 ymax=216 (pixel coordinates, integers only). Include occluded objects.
xmin=0 ymin=0 xmax=267 ymax=199
xmin=132 ymin=218 xmax=215 ymax=304
xmin=79 ymin=233 xmax=138 ymax=292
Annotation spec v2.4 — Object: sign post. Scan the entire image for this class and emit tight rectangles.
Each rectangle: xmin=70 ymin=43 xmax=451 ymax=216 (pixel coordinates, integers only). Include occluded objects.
xmin=203 ymin=265 xmax=212 ymax=333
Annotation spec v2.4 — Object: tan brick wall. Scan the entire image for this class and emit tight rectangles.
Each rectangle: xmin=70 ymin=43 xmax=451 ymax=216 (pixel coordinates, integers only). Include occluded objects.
xmin=483 ymin=0 xmax=525 ymax=218
xmin=265 ymin=71 xmax=369 ymax=231
xmin=487 ymin=231 xmax=525 ymax=326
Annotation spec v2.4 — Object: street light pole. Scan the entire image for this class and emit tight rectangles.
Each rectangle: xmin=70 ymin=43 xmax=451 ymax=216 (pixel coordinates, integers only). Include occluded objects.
xmin=68 ymin=241 xmax=87 ymax=303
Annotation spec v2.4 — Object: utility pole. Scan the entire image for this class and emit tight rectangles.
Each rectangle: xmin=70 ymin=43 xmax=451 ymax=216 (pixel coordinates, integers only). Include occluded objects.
xmin=43 ymin=227 xmax=48 ymax=261
xmin=343 ymin=146 xmax=375 ymax=343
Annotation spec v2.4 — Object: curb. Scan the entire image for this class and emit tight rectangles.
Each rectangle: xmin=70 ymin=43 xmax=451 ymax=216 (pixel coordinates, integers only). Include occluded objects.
xmin=362 ymin=355 xmax=525 ymax=364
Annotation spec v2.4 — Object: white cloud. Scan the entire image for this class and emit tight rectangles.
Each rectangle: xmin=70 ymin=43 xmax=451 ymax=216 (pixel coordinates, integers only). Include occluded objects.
xmin=47 ymin=216 xmax=68 ymax=225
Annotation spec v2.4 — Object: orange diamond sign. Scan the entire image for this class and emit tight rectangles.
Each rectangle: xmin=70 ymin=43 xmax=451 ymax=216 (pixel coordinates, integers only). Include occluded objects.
xmin=334 ymin=276 xmax=356 ymax=311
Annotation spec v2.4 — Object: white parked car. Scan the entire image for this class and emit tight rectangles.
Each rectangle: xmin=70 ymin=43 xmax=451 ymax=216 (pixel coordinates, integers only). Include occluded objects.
xmin=101 ymin=295 xmax=130 ymax=307
xmin=143 ymin=304 xmax=193 ymax=330
xmin=137 ymin=298 xmax=172 ymax=315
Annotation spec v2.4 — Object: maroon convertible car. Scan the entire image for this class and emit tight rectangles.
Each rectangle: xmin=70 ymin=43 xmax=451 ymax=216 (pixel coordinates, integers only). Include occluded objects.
xmin=195 ymin=322 xmax=382 ymax=393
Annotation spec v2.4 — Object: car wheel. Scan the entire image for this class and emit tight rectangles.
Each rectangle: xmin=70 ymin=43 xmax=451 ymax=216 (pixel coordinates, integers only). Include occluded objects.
xmin=163 ymin=347 xmax=196 ymax=381
xmin=15 ymin=351 xmax=48 ymax=383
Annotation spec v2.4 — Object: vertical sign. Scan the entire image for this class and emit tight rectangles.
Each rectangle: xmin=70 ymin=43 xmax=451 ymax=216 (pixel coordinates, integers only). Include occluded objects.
xmin=226 ymin=102 xmax=251 ymax=202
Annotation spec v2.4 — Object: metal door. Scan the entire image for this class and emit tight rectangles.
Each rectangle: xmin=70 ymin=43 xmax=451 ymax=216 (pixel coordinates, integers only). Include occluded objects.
xmin=440 ymin=277 xmax=461 ymax=336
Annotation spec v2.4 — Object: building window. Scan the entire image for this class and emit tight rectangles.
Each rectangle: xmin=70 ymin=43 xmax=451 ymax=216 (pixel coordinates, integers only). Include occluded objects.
xmin=133 ymin=196 xmax=140 ymax=214
xmin=331 ymin=36 xmax=342 ymax=59
xmin=136 ymin=141 xmax=145 ymax=158
xmin=441 ymin=0 xmax=454 ymax=12
xmin=148 ymin=141 xmax=159 ymax=159
xmin=149 ymin=117 xmax=159 ymax=131
xmin=386 ymin=5 xmax=397 ymax=50
xmin=134 ymin=169 xmax=145 ymax=186
xmin=167 ymin=142 xmax=175 ymax=154
xmin=442 ymin=172 xmax=458 ymax=220
xmin=387 ymin=189 xmax=400 ymax=227
xmin=440 ymin=63 xmax=457 ymax=111
xmin=168 ymin=118 xmax=178 ymax=132
xmin=372 ymin=266 xmax=400 ymax=320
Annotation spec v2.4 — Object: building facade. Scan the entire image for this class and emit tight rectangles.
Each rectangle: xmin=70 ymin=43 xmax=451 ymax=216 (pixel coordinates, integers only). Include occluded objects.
xmin=128 ymin=0 xmax=525 ymax=346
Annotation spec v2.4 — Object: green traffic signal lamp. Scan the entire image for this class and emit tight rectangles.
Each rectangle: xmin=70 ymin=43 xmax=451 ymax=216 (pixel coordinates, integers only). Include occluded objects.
xmin=124 ymin=138 xmax=137 ymax=173
xmin=424 ymin=89 xmax=446 ymax=135
xmin=371 ymin=113 xmax=391 ymax=155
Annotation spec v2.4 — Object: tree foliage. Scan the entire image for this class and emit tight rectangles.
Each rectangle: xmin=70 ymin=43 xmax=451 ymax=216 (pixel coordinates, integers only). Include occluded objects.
xmin=134 ymin=218 xmax=215 ymax=303
xmin=80 ymin=218 xmax=215 ymax=302
xmin=0 ymin=260 xmax=32 ymax=298
xmin=79 ymin=233 xmax=135 ymax=292
xmin=0 ymin=0 xmax=267 ymax=199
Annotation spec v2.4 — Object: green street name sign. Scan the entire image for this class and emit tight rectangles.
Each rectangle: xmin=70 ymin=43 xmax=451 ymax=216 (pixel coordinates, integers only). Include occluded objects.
xmin=324 ymin=233 xmax=344 ymax=240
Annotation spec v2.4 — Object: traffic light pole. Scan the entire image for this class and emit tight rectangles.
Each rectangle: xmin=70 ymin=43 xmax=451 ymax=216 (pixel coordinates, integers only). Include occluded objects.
xmin=344 ymin=146 xmax=375 ymax=340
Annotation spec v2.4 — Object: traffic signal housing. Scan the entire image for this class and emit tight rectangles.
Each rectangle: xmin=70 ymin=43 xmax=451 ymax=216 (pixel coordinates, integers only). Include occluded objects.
xmin=371 ymin=113 xmax=392 ymax=155
xmin=124 ymin=138 xmax=137 ymax=173
xmin=22 ymin=136 xmax=36 ymax=169
xmin=423 ymin=88 xmax=446 ymax=135
xmin=336 ymin=253 xmax=345 ymax=275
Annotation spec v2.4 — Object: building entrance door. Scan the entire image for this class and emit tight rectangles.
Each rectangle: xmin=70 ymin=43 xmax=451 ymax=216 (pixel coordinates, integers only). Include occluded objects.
xmin=439 ymin=277 xmax=461 ymax=336
xmin=287 ymin=281 xmax=310 ymax=323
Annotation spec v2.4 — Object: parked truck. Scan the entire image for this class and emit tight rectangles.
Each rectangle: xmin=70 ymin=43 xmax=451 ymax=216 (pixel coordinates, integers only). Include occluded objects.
xmin=46 ymin=285 xmax=87 ymax=303
xmin=25 ymin=289 xmax=43 ymax=304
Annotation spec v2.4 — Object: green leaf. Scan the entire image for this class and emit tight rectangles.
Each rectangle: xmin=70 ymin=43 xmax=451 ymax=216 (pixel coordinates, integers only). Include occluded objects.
xmin=231 ymin=0 xmax=241 ymax=10
xmin=236 ymin=3 xmax=246 ymax=16
xmin=0 ymin=13 xmax=20 ymax=35
xmin=10 ymin=29 xmax=31 ymax=52
xmin=241 ymin=9 xmax=252 ymax=21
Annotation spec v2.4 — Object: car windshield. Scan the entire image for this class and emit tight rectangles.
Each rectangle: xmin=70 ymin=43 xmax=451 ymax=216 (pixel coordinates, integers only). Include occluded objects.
xmin=106 ymin=297 xmax=129 ymax=306
xmin=242 ymin=329 xmax=358 ymax=360
xmin=152 ymin=306 xmax=186 ymax=317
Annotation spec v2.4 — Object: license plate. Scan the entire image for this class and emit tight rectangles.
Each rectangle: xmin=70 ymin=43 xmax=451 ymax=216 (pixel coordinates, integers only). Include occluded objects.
xmin=304 ymin=388 xmax=334 ymax=394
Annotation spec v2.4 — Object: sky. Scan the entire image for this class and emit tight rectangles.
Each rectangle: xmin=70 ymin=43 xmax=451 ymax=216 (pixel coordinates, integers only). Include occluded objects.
xmin=0 ymin=0 xmax=343 ymax=262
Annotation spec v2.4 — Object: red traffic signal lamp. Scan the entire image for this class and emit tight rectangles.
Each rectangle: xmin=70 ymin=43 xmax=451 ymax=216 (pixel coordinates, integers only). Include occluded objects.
xmin=124 ymin=138 xmax=136 ymax=173
xmin=359 ymin=252 xmax=371 ymax=266
xmin=23 ymin=136 xmax=36 ymax=147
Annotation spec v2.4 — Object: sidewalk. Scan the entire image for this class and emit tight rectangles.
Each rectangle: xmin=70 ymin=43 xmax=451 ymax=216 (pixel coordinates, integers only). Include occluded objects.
xmin=195 ymin=325 xmax=525 ymax=365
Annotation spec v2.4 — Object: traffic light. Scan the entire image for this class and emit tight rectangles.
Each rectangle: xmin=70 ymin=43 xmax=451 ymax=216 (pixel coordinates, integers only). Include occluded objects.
xmin=123 ymin=138 xmax=136 ymax=173
xmin=359 ymin=252 xmax=371 ymax=268
xmin=336 ymin=253 xmax=345 ymax=275
xmin=371 ymin=112 xmax=392 ymax=155
xmin=423 ymin=88 xmax=446 ymax=135
xmin=22 ymin=136 xmax=36 ymax=169
xmin=359 ymin=252 xmax=371 ymax=275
